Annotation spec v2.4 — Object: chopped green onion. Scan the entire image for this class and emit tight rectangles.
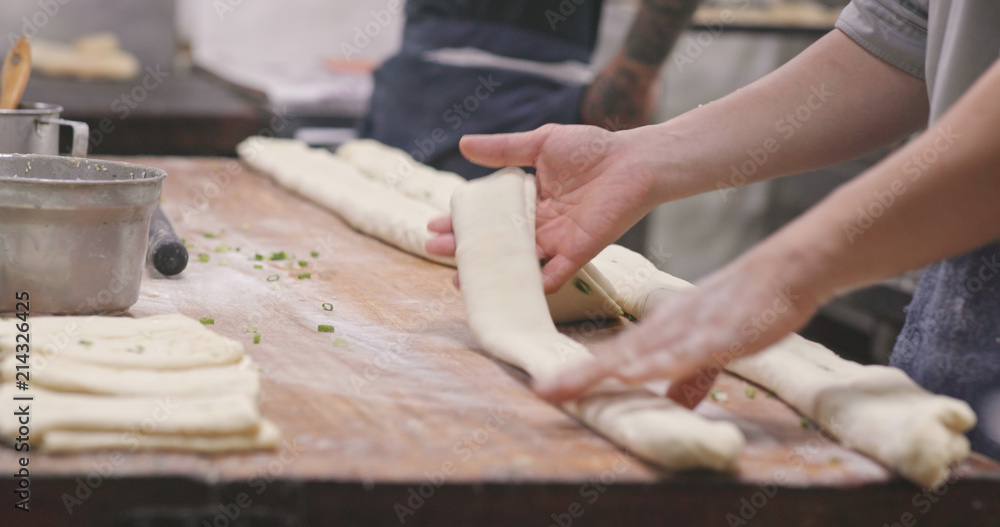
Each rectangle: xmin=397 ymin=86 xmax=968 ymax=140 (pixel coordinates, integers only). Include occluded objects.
xmin=269 ymin=251 xmax=287 ymax=261
xmin=184 ymin=242 xmax=195 ymax=249
xmin=310 ymin=250 xmax=319 ymax=257
xmin=298 ymin=273 xmax=311 ymax=280
xmin=298 ymin=261 xmax=308 ymax=268
xmin=246 ymin=326 xmax=257 ymax=333
xmin=767 ymin=391 xmax=777 ymax=398
xmin=266 ymin=275 xmax=279 ymax=282
xmin=253 ymin=333 xmax=261 ymax=344
xmin=198 ymin=253 xmax=210 ymax=263
xmin=829 ymin=456 xmax=841 ymax=465
xmin=709 ymin=390 xmax=728 ymax=403
xmin=253 ymin=264 xmax=263 ymax=269
xmin=79 ymin=340 xmax=93 ymax=348
xmin=318 ymin=324 xmax=335 ymax=333
xmin=322 ymin=303 xmax=333 ymax=311
xmin=203 ymin=232 xmax=216 ymax=239
xmin=254 ymin=254 xmax=264 ymax=261
xmin=573 ymin=278 xmax=592 ymax=296
xmin=215 ymin=244 xmax=232 ymax=253
xmin=200 ymin=318 xmax=214 ymax=325
xmin=332 ymin=338 xmax=348 ymax=347
xmin=744 ymin=386 xmax=757 ymax=399
xmin=800 ymin=417 xmax=810 ymax=429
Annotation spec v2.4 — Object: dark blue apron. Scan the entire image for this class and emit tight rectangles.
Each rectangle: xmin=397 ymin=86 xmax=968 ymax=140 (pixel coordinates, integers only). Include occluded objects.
xmin=891 ymin=241 xmax=1000 ymax=460
xmin=358 ymin=18 xmax=591 ymax=179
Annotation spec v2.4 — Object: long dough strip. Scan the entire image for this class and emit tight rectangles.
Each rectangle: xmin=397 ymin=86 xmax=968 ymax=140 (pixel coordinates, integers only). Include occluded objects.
xmin=39 ymin=420 xmax=280 ymax=453
xmin=239 ymin=137 xmax=624 ymax=323
xmin=452 ymin=168 xmax=744 ymax=471
xmin=591 ymin=244 xmax=976 ymax=488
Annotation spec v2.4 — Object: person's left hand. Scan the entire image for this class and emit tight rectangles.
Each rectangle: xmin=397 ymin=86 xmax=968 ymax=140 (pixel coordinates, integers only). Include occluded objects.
xmin=533 ymin=252 xmax=821 ymax=408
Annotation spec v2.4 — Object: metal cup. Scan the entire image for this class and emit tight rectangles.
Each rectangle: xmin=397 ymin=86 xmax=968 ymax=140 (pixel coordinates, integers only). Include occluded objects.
xmin=0 ymin=154 xmax=165 ymax=315
xmin=0 ymin=101 xmax=89 ymax=157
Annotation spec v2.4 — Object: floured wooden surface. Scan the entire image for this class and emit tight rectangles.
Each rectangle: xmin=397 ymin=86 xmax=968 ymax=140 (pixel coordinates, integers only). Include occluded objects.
xmin=2 ymin=156 xmax=996 ymax=489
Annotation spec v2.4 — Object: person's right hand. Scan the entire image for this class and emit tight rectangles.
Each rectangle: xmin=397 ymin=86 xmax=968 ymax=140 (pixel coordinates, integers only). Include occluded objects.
xmin=426 ymin=124 xmax=661 ymax=293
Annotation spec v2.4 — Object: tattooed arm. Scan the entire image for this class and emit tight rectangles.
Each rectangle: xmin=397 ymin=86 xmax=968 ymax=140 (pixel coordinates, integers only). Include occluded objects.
xmin=580 ymin=0 xmax=701 ymax=130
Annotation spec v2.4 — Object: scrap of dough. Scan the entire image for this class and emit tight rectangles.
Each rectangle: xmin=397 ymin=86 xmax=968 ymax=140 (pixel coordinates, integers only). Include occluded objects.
xmin=451 ymin=168 xmax=744 ymax=471
xmin=39 ymin=420 xmax=280 ymax=453
xmin=546 ymin=264 xmax=624 ymax=325
xmin=0 ymin=385 xmax=261 ymax=439
xmin=337 ymin=139 xmax=467 ymax=211
xmin=0 ymin=314 xmax=244 ymax=370
xmin=1 ymin=355 xmax=260 ymax=397
xmin=238 ymin=137 xmax=453 ymax=266
xmin=32 ymin=33 xmax=140 ymax=81
xmin=590 ymin=244 xmax=976 ymax=488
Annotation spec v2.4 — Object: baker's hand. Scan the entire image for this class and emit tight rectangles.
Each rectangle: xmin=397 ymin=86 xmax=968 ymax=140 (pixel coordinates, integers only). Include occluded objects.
xmin=426 ymin=124 xmax=660 ymax=293
xmin=534 ymin=255 xmax=820 ymax=408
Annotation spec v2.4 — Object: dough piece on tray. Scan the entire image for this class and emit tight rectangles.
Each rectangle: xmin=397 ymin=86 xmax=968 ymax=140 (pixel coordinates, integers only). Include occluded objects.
xmin=40 ymin=420 xmax=281 ymax=453
xmin=590 ymin=244 xmax=977 ymax=488
xmin=0 ymin=385 xmax=261 ymax=438
xmin=451 ymin=168 xmax=744 ymax=471
xmin=238 ymin=137 xmax=453 ymax=266
xmin=1 ymin=355 xmax=260 ymax=397
xmin=0 ymin=314 xmax=244 ymax=370
xmin=336 ymin=139 xmax=466 ymax=212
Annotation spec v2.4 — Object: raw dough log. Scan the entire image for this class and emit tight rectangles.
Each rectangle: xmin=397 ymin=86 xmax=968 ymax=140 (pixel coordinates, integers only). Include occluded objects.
xmin=337 ymin=139 xmax=466 ymax=212
xmin=39 ymin=420 xmax=280 ymax=453
xmin=241 ymin=137 xmax=623 ymax=323
xmin=0 ymin=385 xmax=261 ymax=438
xmin=452 ymin=168 xmax=744 ymax=471
xmin=1 ymin=355 xmax=260 ymax=397
xmin=238 ymin=137 xmax=453 ymax=266
xmin=590 ymin=244 xmax=976 ymax=488
xmin=0 ymin=314 xmax=244 ymax=370
xmin=32 ymin=33 xmax=140 ymax=81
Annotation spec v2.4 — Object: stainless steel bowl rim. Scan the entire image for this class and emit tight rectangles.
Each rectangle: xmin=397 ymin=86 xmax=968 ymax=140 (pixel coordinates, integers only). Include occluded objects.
xmin=0 ymin=154 xmax=167 ymax=185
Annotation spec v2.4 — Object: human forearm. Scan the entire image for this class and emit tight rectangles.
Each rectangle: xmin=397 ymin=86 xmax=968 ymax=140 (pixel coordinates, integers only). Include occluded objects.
xmin=628 ymin=30 xmax=929 ymax=203
xmin=581 ymin=0 xmax=699 ymax=129
xmin=746 ymin=57 xmax=1000 ymax=305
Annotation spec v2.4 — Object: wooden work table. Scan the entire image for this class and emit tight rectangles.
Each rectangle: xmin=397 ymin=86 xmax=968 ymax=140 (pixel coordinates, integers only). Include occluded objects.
xmin=1 ymin=157 xmax=998 ymax=527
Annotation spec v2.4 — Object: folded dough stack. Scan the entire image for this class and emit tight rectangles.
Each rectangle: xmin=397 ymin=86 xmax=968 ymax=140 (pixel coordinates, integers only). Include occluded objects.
xmin=0 ymin=314 xmax=278 ymax=452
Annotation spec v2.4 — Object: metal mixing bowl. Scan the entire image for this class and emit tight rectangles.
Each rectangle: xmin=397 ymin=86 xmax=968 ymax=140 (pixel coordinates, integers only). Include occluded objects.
xmin=0 ymin=154 xmax=166 ymax=315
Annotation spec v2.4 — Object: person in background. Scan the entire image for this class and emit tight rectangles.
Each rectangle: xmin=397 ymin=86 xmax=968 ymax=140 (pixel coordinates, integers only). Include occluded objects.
xmin=429 ymin=0 xmax=1000 ymax=459
xmin=358 ymin=0 xmax=700 ymax=179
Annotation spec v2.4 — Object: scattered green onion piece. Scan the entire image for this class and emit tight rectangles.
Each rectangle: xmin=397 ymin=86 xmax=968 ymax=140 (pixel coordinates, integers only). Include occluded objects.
xmin=298 ymin=261 xmax=308 ymax=268
xmin=246 ymin=326 xmax=257 ymax=333
xmin=215 ymin=244 xmax=232 ymax=253
xmin=203 ymin=232 xmax=215 ymax=239
xmin=709 ymin=390 xmax=728 ymax=403
xmin=266 ymin=275 xmax=279 ymax=282
xmin=573 ymin=278 xmax=593 ymax=296
xmin=253 ymin=333 xmax=261 ymax=344
xmin=800 ymin=417 xmax=810 ymax=429
xmin=269 ymin=251 xmax=287 ymax=261
xmin=253 ymin=264 xmax=263 ymax=269
xmin=198 ymin=253 xmax=210 ymax=263
xmin=318 ymin=324 xmax=335 ymax=333
xmin=298 ymin=273 xmax=311 ymax=279
xmin=829 ymin=456 xmax=841 ymax=465
xmin=200 ymin=318 xmax=214 ymax=325
xmin=322 ymin=303 xmax=333 ymax=311
xmin=79 ymin=340 xmax=93 ymax=348
xmin=745 ymin=386 xmax=757 ymax=399
xmin=254 ymin=254 xmax=264 ymax=261
xmin=310 ymin=250 xmax=319 ymax=257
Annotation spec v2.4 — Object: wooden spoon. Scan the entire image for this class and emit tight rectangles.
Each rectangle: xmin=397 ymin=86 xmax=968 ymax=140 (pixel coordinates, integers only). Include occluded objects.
xmin=1 ymin=36 xmax=31 ymax=110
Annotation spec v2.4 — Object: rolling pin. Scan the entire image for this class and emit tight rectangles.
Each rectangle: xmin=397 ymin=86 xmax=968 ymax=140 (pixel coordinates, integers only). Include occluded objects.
xmin=148 ymin=206 xmax=188 ymax=276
